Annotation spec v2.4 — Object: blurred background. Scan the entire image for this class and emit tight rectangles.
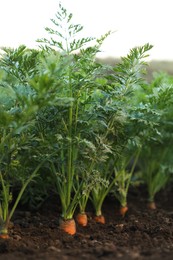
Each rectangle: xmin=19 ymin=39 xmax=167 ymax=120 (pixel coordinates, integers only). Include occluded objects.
xmin=1 ymin=0 xmax=173 ymax=77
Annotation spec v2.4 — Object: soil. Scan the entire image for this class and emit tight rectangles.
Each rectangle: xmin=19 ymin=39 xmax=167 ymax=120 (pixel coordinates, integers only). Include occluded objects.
xmin=0 ymin=185 xmax=173 ymax=260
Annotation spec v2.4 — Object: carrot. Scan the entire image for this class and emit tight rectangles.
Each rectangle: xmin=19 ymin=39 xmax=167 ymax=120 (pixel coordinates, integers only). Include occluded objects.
xmin=119 ymin=205 xmax=128 ymax=217
xmin=0 ymin=228 xmax=9 ymax=239
xmin=59 ymin=218 xmax=76 ymax=235
xmin=93 ymin=215 xmax=105 ymax=224
xmin=76 ymin=213 xmax=88 ymax=227
xmin=0 ymin=234 xmax=9 ymax=239
xmin=147 ymin=201 xmax=156 ymax=210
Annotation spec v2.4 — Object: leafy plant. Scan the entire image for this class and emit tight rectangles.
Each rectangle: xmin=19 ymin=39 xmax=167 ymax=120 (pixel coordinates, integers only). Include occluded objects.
xmin=88 ymin=43 xmax=153 ymax=221
xmin=136 ymin=73 xmax=173 ymax=209
xmin=0 ymin=105 xmax=43 ymax=238
xmin=0 ymin=46 xmax=45 ymax=238
xmin=35 ymin=3 xmax=113 ymax=234
xmin=138 ymin=145 xmax=171 ymax=209
xmin=113 ymin=149 xmax=140 ymax=216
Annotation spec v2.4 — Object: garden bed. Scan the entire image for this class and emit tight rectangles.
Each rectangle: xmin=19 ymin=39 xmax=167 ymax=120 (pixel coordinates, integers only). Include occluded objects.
xmin=0 ymin=186 xmax=173 ymax=260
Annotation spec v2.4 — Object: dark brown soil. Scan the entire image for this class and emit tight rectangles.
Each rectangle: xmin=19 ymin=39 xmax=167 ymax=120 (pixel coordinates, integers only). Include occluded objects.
xmin=0 ymin=186 xmax=173 ymax=260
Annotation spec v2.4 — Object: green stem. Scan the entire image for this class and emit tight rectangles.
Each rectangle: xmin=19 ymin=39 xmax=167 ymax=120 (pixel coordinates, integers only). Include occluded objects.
xmin=0 ymin=225 xmax=8 ymax=235
xmin=125 ymin=149 xmax=141 ymax=193
xmin=67 ymin=107 xmax=73 ymax=208
xmin=60 ymin=147 xmax=65 ymax=175
xmin=6 ymin=163 xmax=42 ymax=228
xmin=0 ymin=173 xmax=9 ymax=221
xmin=74 ymin=98 xmax=79 ymax=135
xmin=67 ymin=61 xmax=73 ymax=209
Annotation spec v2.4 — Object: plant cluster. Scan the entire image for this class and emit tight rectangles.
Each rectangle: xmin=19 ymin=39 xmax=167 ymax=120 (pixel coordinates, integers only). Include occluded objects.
xmin=0 ymin=3 xmax=173 ymax=237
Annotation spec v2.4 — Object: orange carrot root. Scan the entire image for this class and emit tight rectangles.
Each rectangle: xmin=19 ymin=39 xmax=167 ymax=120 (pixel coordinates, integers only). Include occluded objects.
xmin=119 ymin=206 xmax=128 ymax=217
xmin=0 ymin=234 xmax=9 ymax=239
xmin=147 ymin=201 xmax=156 ymax=210
xmin=94 ymin=215 xmax=105 ymax=224
xmin=59 ymin=218 xmax=76 ymax=235
xmin=76 ymin=213 xmax=88 ymax=227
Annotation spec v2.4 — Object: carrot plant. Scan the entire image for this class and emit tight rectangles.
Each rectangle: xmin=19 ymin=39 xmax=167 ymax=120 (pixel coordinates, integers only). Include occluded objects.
xmin=0 ymin=45 xmax=40 ymax=88
xmin=136 ymin=76 xmax=173 ymax=209
xmin=139 ymin=147 xmax=170 ymax=209
xmin=0 ymin=95 xmax=43 ymax=238
xmin=1 ymin=3 xmax=169 ymax=238
xmin=0 ymin=45 xmax=47 ymax=238
xmin=88 ymin=102 xmax=127 ymax=223
xmin=36 ymin=3 xmax=113 ymax=234
xmin=74 ymin=150 xmax=111 ymax=227
xmin=88 ymin=43 xmax=153 ymax=222
xmin=83 ymin=136 xmax=116 ymax=224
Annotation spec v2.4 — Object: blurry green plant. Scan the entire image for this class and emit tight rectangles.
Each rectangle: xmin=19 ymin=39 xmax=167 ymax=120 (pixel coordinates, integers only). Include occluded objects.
xmin=0 ymin=45 xmax=40 ymax=84
xmin=0 ymin=102 xmax=43 ymax=238
xmin=139 ymin=147 xmax=170 ymax=209
xmin=0 ymin=45 xmax=46 ymax=238
xmin=134 ymin=73 xmax=173 ymax=209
